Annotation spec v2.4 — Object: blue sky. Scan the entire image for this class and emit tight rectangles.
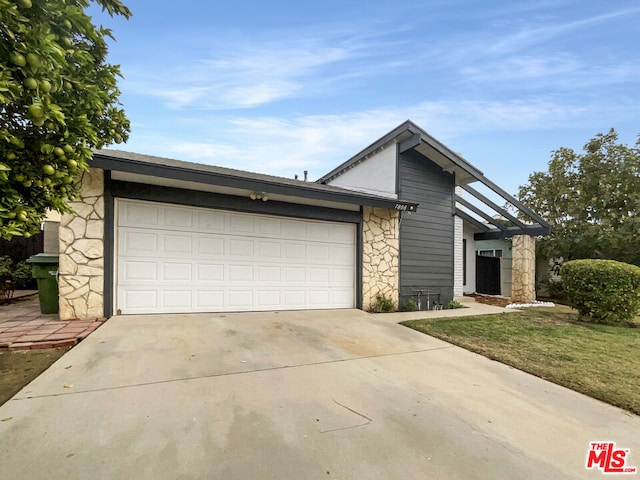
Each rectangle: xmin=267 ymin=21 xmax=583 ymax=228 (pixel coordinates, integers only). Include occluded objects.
xmin=91 ymin=0 xmax=639 ymax=196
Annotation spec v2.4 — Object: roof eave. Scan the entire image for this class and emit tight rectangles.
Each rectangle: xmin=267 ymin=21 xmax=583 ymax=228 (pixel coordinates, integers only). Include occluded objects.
xmin=92 ymin=152 xmax=418 ymax=212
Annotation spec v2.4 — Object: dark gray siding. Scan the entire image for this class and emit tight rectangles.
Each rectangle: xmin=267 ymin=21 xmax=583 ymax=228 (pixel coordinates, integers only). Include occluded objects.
xmin=398 ymin=149 xmax=455 ymax=307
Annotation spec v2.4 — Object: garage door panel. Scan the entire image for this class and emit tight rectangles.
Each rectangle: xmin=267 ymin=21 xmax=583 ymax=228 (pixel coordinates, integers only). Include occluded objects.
xmin=331 ymin=245 xmax=353 ymax=262
xmin=117 ymin=200 xmax=355 ymax=313
xmin=121 ymin=231 xmax=158 ymax=256
xmin=121 ymin=202 xmax=159 ymax=227
xmin=228 ymin=215 xmax=254 ymax=233
xmin=308 ymin=245 xmax=330 ymax=261
xmin=281 ymin=220 xmax=307 ymax=240
xmin=123 ymin=261 xmax=158 ymax=281
xmin=122 ymin=289 xmax=157 ymax=310
xmin=196 ymin=264 xmax=224 ymax=282
xmin=197 ymin=237 xmax=224 ymax=257
xmin=257 ymin=241 xmax=281 ymax=258
xmin=284 ymin=290 xmax=306 ymax=306
xmin=228 ymin=265 xmax=254 ymax=282
xmin=257 ymin=290 xmax=281 ymax=307
xmin=195 ymin=210 xmax=225 ymax=231
xmin=228 ymin=290 xmax=253 ymax=308
xmin=283 ymin=243 xmax=306 ymax=259
xmin=331 ymin=267 xmax=354 ymax=285
xmin=308 ymin=268 xmax=330 ymax=283
xmin=332 ymin=289 xmax=355 ymax=305
xmin=161 ymin=290 xmax=192 ymax=309
xmin=196 ymin=290 xmax=224 ymax=309
xmin=256 ymin=217 xmax=281 ymax=236
xmin=163 ymin=206 xmax=193 ymax=228
xmin=162 ymin=263 xmax=192 ymax=282
xmin=309 ymin=290 xmax=330 ymax=306
xmin=330 ymin=226 xmax=356 ymax=243
xmin=258 ymin=266 xmax=281 ymax=282
xmin=307 ymin=223 xmax=330 ymax=241
xmin=163 ymin=235 xmax=193 ymax=255
xmin=283 ymin=267 xmax=305 ymax=282
xmin=229 ymin=239 xmax=254 ymax=257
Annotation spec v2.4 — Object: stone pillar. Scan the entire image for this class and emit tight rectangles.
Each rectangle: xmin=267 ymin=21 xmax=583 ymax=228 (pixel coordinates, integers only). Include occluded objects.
xmin=511 ymin=235 xmax=536 ymax=303
xmin=362 ymin=207 xmax=399 ymax=311
xmin=58 ymin=168 xmax=105 ymax=319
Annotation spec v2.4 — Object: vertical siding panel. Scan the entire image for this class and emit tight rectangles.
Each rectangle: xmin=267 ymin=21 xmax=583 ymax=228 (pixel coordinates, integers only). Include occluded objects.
xmin=399 ymin=150 xmax=455 ymax=306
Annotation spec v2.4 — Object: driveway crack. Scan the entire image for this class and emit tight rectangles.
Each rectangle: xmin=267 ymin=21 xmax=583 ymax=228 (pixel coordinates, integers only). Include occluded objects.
xmin=12 ymin=345 xmax=455 ymax=400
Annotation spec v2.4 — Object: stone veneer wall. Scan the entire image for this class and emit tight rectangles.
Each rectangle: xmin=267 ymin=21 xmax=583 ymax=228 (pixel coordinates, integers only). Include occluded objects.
xmin=362 ymin=207 xmax=399 ymax=311
xmin=511 ymin=234 xmax=536 ymax=303
xmin=58 ymin=168 xmax=105 ymax=319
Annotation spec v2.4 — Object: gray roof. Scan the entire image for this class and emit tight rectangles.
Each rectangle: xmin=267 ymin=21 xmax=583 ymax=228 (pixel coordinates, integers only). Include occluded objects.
xmin=92 ymin=149 xmax=418 ymax=211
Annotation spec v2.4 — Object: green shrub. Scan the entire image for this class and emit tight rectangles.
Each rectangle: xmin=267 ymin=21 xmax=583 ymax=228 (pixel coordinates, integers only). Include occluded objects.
xmin=399 ymin=297 xmax=418 ymax=312
xmin=540 ymin=278 xmax=567 ymax=303
xmin=374 ymin=294 xmax=396 ymax=313
xmin=0 ymin=256 xmax=35 ymax=302
xmin=12 ymin=261 xmax=33 ymax=289
xmin=561 ymin=259 xmax=640 ymax=324
xmin=446 ymin=300 xmax=465 ymax=309
xmin=0 ymin=256 xmax=15 ymax=302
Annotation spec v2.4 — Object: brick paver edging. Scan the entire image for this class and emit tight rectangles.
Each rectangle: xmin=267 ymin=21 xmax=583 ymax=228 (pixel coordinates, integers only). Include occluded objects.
xmin=0 ymin=317 xmax=107 ymax=351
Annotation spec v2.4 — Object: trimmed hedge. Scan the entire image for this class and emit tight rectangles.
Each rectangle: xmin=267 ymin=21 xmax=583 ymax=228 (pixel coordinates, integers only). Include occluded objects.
xmin=560 ymin=259 xmax=640 ymax=324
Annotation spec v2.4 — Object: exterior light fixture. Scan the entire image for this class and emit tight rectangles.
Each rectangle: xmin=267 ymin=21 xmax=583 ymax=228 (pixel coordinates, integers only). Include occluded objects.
xmin=250 ymin=191 xmax=268 ymax=201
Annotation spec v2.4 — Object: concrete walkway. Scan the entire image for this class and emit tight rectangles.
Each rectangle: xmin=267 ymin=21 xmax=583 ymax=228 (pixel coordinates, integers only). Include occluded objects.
xmin=0 ymin=307 xmax=636 ymax=479
xmin=0 ymin=294 xmax=502 ymax=351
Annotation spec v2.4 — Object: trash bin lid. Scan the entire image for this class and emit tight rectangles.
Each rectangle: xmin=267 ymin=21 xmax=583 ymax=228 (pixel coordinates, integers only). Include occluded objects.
xmin=26 ymin=253 xmax=60 ymax=264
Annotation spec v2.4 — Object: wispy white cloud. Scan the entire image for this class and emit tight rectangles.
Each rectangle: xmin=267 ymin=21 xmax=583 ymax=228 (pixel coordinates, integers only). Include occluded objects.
xmin=459 ymin=54 xmax=640 ymax=90
xmin=486 ymin=6 xmax=640 ymax=55
xmin=461 ymin=55 xmax=582 ymax=82
xmin=124 ymin=24 xmax=410 ymax=110
xmin=121 ymin=96 xmax=613 ymax=181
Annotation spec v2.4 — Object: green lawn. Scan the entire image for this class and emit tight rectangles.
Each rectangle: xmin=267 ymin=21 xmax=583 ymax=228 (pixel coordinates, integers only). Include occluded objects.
xmin=401 ymin=306 xmax=640 ymax=415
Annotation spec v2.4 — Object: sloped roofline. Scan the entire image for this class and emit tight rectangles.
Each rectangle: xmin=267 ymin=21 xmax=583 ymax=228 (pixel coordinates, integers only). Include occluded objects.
xmin=317 ymin=119 xmax=485 ymax=184
xmin=91 ymin=149 xmax=418 ymax=212
xmin=317 ymin=120 xmax=552 ymax=239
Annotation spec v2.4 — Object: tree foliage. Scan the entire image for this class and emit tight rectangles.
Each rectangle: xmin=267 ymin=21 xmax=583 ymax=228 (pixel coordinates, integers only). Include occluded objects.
xmin=518 ymin=129 xmax=640 ymax=267
xmin=0 ymin=0 xmax=131 ymax=239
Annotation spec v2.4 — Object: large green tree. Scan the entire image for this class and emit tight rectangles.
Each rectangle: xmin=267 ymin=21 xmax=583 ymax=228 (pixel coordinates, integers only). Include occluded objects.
xmin=0 ymin=0 xmax=131 ymax=239
xmin=518 ymin=129 xmax=640 ymax=267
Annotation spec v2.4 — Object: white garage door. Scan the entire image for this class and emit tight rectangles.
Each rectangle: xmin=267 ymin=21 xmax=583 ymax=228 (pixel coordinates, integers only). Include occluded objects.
xmin=116 ymin=199 xmax=356 ymax=314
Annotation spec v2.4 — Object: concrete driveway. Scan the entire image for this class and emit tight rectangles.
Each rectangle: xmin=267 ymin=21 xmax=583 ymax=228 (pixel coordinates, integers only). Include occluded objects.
xmin=0 ymin=309 xmax=638 ymax=479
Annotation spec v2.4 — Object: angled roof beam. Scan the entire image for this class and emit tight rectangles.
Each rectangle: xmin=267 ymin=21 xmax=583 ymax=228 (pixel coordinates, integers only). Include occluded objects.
xmin=456 ymin=196 xmax=508 ymax=231
xmin=398 ymin=133 xmax=421 ymax=153
xmin=474 ymin=225 xmax=553 ymax=240
xmin=455 ymin=209 xmax=491 ymax=232
xmin=476 ymin=175 xmax=551 ymax=228
xmin=461 ymin=185 xmax=528 ymax=229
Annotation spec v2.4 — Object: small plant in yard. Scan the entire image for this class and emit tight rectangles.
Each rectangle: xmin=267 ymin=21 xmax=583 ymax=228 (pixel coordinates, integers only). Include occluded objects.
xmin=399 ymin=297 xmax=418 ymax=312
xmin=0 ymin=256 xmax=15 ymax=302
xmin=540 ymin=278 xmax=567 ymax=304
xmin=560 ymin=259 xmax=640 ymax=325
xmin=446 ymin=300 xmax=465 ymax=309
xmin=0 ymin=256 xmax=33 ymax=303
xmin=374 ymin=294 xmax=396 ymax=313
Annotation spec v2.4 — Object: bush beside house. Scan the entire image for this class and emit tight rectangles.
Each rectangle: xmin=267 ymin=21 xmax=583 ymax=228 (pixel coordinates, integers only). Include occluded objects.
xmin=561 ymin=259 xmax=640 ymax=325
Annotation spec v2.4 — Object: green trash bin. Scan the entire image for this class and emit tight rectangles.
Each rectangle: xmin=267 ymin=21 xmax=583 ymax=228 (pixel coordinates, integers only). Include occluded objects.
xmin=27 ymin=253 xmax=59 ymax=314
